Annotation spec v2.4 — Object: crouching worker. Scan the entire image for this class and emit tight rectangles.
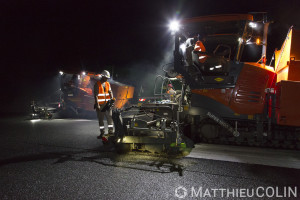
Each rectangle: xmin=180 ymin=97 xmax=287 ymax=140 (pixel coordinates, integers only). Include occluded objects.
xmin=167 ymin=84 xmax=176 ymax=101
xmin=94 ymin=70 xmax=114 ymax=142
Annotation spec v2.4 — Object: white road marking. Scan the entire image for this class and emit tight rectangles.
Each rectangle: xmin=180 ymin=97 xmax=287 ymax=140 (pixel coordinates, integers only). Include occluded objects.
xmin=188 ymin=144 xmax=300 ymax=169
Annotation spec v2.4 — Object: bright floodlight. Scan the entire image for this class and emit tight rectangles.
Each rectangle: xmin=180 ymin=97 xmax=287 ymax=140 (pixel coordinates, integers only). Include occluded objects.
xmin=59 ymin=71 xmax=63 ymax=75
xmin=82 ymin=71 xmax=86 ymax=75
xmin=169 ymin=20 xmax=180 ymax=32
xmin=249 ymin=22 xmax=257 ymax=28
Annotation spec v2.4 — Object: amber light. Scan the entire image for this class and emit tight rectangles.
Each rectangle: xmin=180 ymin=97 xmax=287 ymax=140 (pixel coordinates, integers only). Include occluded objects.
xmin=256 ymin=38 xmax=261 ymax=45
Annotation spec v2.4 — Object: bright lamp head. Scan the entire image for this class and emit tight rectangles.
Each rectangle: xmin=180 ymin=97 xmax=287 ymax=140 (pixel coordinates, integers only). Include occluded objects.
xmin=169 ymin=20 xmax=180 ymax=32
xmin=59 ymin=71 xmax=64 ymax=75
xmin=249 ymin=22 xmax=257 ymax=28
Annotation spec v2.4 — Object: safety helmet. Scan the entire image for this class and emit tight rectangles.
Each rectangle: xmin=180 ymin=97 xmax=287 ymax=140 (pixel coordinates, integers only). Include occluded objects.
xmin=101 ymin=70 xmax=111 ymax=79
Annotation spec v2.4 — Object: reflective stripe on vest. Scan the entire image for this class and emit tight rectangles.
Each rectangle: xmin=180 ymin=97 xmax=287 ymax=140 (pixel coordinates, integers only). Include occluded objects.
xmin=194 ymin=40 xmax=207 ymax=63
xmin=96 ymin=81 xmax=111 ymax=105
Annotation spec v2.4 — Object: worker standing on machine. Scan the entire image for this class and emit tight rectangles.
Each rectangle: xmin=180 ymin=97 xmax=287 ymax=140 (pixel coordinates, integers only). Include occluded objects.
xmin=94 ymin=70 xmax=114 ymax=141
xmin=166 ymin=84 xmax=176 ymax=101
xmin=194 ymin=34 xmax=207 ymax=63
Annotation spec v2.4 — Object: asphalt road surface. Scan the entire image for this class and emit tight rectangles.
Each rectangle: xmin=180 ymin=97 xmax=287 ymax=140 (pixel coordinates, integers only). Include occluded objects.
xmin=0 ymin=116 xmax=300 ymax=199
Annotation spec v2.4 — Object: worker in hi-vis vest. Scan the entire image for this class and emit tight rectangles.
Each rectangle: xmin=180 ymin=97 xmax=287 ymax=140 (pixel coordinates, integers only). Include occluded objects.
xmin=93 ymin=70 xmax=114 ymax=141
xmin=194 ymin=35 xmax=207 ymax=63
xmin=166 ymin=84 xmax=176 ymax=101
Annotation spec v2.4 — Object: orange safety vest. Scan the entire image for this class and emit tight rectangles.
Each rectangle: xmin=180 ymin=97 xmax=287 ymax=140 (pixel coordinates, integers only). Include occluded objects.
xmin=167 ymin=89 xmax=176 ymax=98
xmin=194 ymin=40 xmax=207 ymax=63
xmin=167 ymin=90 xmax=175 ymax=94
xmin=96 ymin=81 xmax=111 ymax=105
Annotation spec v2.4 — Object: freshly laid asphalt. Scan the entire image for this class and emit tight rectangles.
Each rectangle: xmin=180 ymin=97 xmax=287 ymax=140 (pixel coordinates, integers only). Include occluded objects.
xmin=0 ymin=116 xmax=300 ymax=199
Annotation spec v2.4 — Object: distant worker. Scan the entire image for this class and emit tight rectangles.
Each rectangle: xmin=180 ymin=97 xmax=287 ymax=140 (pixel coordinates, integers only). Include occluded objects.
xmin=94 ymin=70 xmax=114 ymax=141
xmin=31 ymin=100 xmax=37 ymax=113
xmin=166 ymin=84 xmax=176 ymax=101
xmin=194 ymin=34 xmax=207 ymax=63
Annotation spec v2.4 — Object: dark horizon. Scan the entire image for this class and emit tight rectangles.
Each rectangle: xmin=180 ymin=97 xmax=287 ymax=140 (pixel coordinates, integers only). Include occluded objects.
xmin=1 ymin=0 xmax=299 ymax=113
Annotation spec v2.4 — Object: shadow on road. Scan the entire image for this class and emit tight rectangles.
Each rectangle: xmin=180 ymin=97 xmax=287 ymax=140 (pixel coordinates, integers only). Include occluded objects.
xmin=0 ymin=145 xmax=187 ymax=176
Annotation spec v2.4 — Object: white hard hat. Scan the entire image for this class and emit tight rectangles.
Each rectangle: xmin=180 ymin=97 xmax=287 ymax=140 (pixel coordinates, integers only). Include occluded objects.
xmin=101 ymin=70 xmax=110 ymax=79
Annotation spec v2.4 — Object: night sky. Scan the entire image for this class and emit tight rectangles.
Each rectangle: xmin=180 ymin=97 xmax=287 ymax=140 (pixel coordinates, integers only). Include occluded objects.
xmin=1 ymin=0 xmax=299 ymax=113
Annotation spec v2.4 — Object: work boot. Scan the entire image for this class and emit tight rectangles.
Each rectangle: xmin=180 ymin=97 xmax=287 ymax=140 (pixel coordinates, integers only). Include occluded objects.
xmin=108 ymin=129 xmax=114 ymax=136
xmin=102 ymin=136 xmax=108 ymax=144
xmin=97 ymin=131 xmax=105 ymax=139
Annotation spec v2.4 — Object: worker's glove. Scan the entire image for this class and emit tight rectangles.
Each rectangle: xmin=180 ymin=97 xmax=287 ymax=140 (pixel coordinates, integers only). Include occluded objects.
xmin=110 ymin=98 xmax=115 ymax=107
xmin=94 ymin=103 xmax=100 ymax=110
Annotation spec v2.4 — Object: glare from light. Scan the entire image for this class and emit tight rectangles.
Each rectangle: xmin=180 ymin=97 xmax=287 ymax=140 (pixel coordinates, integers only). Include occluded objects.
xmin=180 ymin=44 xmax=186 ymax=52
xmin=209 ymin=67 xmax=214 ymax=70
xmin=256 ymin=38 xmax=261 ymax=45
xmin=169 ymin=20 xmax=180 ymax=32
xmin=215 ymin=65 xmax=222 ymax=68
xmin=82 ymin=71 xmax=86 ymax=75
xmin=117 ymin=138 xmax=121 ymax=143
xmin=238 ymin=38 xmax=243 ymax=43
xmin=199 ymin=56 xmax=206 ymax=59
xmin=156 ymin=121 xmax=161 ymax=127
xmin=59 ymin=71 xmax=64 ymax=75
xmin=78 ymin=75 xmax=80 ymax=80
xmin=249 ymin=22 xmax=257 ymax=28
xmin=31 ymin=119 xmax=41 ymax=123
